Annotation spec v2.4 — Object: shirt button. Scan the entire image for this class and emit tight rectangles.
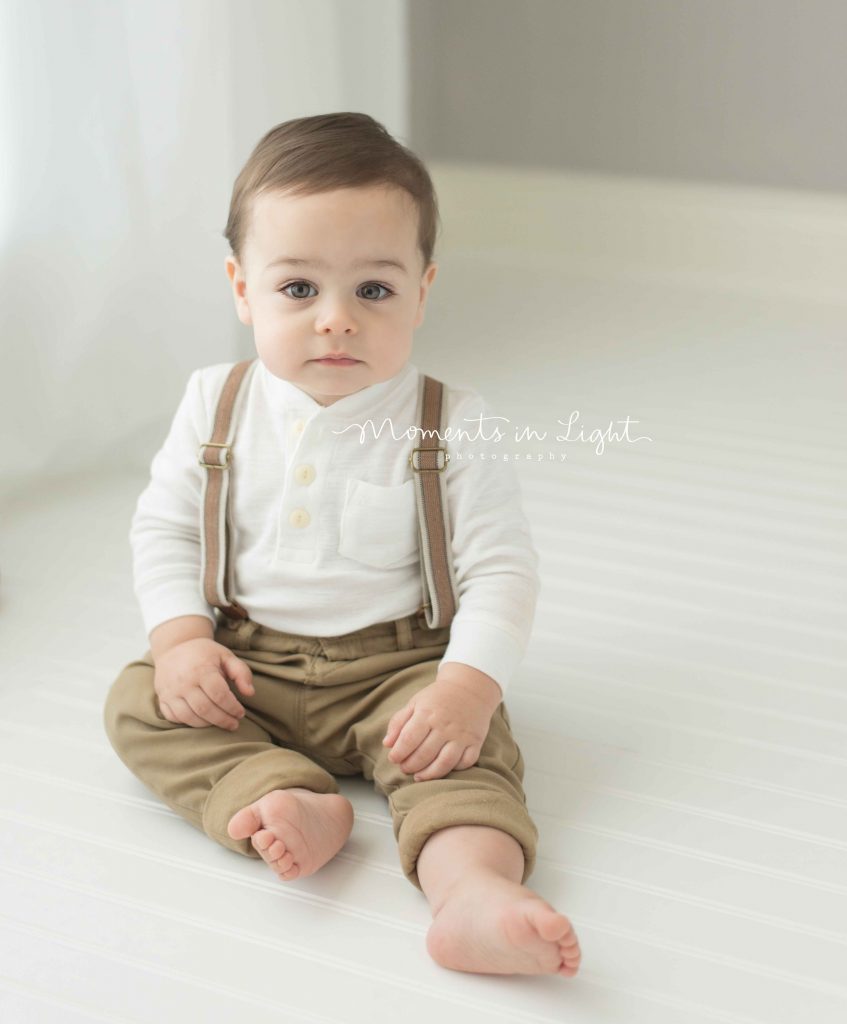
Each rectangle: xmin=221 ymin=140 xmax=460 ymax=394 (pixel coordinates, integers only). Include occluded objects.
xmin=294 ymin=463 xmax=316 ymax=485
xmin=292 ymin=418 xmax=305 ymax=434
xmin=289 ymin=508 xmax=310 ymax=528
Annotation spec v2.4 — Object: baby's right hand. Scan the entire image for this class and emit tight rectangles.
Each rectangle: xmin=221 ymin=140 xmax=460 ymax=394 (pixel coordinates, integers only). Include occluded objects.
xmin=153 ymin=638 xmax=255 ymax=731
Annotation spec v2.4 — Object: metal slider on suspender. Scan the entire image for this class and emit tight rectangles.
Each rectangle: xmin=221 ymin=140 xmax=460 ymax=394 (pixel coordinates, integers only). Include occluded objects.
xmin=408 ymin=446 xmax=450 ymax=472
xmin=198 ymin=442 xmax=232 ymax=469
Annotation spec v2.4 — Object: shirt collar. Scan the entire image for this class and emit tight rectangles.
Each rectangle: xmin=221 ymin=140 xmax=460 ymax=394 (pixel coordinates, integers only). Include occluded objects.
xmin=258 ymin=358 xmax=418 ymax=422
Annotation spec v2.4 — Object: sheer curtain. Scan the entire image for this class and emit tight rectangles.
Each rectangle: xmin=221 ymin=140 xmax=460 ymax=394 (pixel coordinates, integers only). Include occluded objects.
xmin=0 ymin=0 xmax=409 ymax=499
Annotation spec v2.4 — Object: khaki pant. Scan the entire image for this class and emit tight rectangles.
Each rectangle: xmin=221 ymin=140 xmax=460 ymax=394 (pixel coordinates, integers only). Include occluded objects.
xmin=103 ymin=605 xmax=538 ymax=891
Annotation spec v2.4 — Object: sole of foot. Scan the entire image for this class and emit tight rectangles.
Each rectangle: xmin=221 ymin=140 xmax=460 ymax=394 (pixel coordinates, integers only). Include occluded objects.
xmin=426 ymin=876 xmax=582 ymax=977
xmin=226 ymin=788 xmax=354 ymax=882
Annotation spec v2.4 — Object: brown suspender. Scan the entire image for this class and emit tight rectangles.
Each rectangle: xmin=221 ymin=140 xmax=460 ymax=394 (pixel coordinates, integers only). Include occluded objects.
xmin=196 ymin=359 xmax=459 ymax=628
xmin=197 ymin=360 xmax=255 ymax=622
xmin=409 ymin=369 xmax=459 ymax=628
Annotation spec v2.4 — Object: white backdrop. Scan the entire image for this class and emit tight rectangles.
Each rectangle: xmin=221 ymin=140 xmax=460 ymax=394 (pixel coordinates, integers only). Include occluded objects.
xmin=0 ymin=0 xmax=409 ymax=499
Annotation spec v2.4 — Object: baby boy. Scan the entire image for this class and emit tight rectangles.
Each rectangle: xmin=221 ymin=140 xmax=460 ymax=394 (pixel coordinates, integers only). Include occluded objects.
xmin=104 ymin=112 xmax=581 ymax=979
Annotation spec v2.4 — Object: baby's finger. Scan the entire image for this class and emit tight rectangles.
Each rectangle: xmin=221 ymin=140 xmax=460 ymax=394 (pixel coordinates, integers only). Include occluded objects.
xmin=206 ymin=676 xmax=249 ymax=723
xmin=170 ymin=695 xmax=211 ymax=728
xmin=400 ymin=732 xmax=445 ymax=774
xmin=388 ymin=721 xmax=432 ymax=766
xmin=157 ymin=698 xmax=176 ymax=724
xmin=185 ymin=683 xmax=242 ymax=731
xmin=413 ymin=741 xmax=464 ymax=781
xmin=222 ymin=651 xmax=255 ymax=697
xmin=383 ymin=704 xmax=413 ymax=748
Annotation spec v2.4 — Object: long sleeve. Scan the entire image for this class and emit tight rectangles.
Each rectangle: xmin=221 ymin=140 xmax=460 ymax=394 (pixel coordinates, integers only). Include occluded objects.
xmin=129 ymin=368 xmax=217 ymax=639
xmin=437 ymin=390 xmax=541 ymax=697
xmin=127 ymin=359 xmax=540 ymax=672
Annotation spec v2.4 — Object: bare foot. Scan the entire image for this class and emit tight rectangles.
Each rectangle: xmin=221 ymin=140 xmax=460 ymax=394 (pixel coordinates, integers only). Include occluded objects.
xmin=226 ymin=788 xmax=354 ymax=882
xmin=425 ymin=873 xmax=581 ymax=977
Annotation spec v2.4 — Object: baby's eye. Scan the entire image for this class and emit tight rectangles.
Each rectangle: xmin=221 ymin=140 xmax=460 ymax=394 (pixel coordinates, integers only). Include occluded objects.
xmin=280 ymin=280 xmax=316 ymax=300
xmin=358 ymin=282 xmax=395 ymax=301
xmin=278 ymin=280 xmax=395 ymax=301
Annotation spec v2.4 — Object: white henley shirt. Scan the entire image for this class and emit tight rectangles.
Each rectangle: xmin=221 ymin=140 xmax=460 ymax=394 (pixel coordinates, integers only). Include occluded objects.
xmin=129 ymin=358 xmax=540 ymax=696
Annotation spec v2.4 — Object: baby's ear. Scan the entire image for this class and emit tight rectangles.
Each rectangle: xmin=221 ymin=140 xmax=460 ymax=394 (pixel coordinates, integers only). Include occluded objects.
xmin=415 ymin=263 xmax=438 ymax=327
xmin=224 ymin=256 xmax=253 ymax=327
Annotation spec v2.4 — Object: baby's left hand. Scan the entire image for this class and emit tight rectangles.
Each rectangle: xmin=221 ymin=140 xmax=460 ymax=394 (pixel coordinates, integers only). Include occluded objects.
xmin=382 ymin=672 xmax=499 ymax=781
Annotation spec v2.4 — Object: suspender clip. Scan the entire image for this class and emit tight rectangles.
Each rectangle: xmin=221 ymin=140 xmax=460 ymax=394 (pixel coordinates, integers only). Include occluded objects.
xmin=198 ymin=441 xmax=232 ymax=469
xmin=409 ymin=446 xmax=449 ymax=472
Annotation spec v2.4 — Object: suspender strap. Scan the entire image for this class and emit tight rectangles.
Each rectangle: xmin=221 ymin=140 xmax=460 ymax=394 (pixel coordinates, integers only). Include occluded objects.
xmin=409 ymin=373 xmax=459 ymax=629
xmin=198 ymin=360 xmax=458 ymax=629
xmin=197 ymin=358 xmax=257 ymax=620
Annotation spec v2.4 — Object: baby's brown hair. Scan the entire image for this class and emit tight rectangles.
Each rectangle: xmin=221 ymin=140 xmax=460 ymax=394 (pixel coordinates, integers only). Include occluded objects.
xmin=223 ymin=112 xmax=441 ymax=275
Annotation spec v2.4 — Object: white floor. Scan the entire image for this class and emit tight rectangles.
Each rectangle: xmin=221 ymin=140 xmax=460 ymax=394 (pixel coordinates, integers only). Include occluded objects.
xmin=1 ymin=250 xmax=846 ymax=1023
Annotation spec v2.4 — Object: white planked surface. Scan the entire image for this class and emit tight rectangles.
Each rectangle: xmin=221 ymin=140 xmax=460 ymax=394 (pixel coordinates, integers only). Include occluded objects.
xmin=1 ymin=246 xmax=846 ymax=1022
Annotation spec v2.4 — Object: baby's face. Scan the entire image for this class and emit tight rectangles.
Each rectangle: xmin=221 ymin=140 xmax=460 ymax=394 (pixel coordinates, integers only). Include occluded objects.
xmin=225 ymin=184 xmax=437 ymax=406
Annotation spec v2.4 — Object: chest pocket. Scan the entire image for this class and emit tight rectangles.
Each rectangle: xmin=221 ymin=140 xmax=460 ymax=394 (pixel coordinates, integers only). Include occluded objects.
xmin=338 ymin=478 xmax=420 ymax=569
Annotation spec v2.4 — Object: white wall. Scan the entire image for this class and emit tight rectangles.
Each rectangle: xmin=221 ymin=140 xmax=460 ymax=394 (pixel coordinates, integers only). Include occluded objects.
xmin=0 ymin=0 xmax=409 ymax=498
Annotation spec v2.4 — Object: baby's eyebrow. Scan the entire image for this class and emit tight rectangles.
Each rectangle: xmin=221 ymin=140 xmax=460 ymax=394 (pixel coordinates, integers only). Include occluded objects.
xmin=265 ymin=256 xmax=408 ymax=274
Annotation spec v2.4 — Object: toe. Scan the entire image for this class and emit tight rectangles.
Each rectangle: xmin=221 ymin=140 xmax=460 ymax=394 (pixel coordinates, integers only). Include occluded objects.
xmin=532 ymin=904 xmax=574 ymax=944
xmin=227 ymin=803 xmax=261 ymax=840
xmin=279 ymin=862 xmax=300 ymax=881
xmin=266 ymin=839 xmax=288 ymax=862
xmin=560 ymin=943 xmax=581 ymax=971
xmin=276 ymin=851 xmax=295 ymax=872
xmin=251 ymin=829 xmax=275 ymax=853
